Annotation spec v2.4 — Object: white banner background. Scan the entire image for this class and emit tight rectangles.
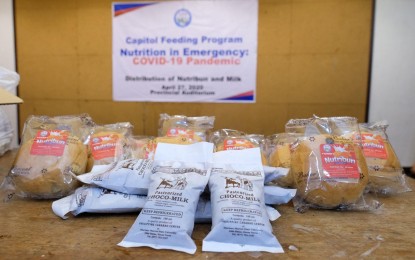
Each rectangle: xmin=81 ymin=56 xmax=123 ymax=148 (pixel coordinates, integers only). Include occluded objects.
xmin=112 ymin=0 xmax=258 ymax=103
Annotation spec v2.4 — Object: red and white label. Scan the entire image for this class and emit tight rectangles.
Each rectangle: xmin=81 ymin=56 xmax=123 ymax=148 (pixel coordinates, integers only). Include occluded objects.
xmin=30 ymin=130 xmax=68 ymax=156
xmin=90 ymin=134 xmax=119 ymax=160
xmin=361 ymin=133 xmax=387 ymax=159
xmin=166 ymin=128 xmax=195 ymax=138
xmin=223 ymin=138 xmax=255 ymax=150
xmin=320 ymin=144 xmax=360 ymax=179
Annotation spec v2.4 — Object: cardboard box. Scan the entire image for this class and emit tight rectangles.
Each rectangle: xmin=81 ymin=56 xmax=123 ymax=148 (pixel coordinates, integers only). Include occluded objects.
xmin=0 ymin=88 xmax=23 ymax=105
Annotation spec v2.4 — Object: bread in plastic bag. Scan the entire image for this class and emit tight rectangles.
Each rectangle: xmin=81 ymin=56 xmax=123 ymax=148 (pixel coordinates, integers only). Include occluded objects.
xmin=357 ymin=120 xmax=411 ymax=195
xmin=129 ymin=135 xmax=157 ymax=160
xmin=86 ymin=122 xmax=133 ymax=171
xmin=158 ymin=113 xmax=215 ymax=142
xmin=2 ymin=114 xmax=92 ymax=199
xmin=265 ymin=133 xmax=303 ymax=188
xmin=286 ymin=116 xmax=380 ymax=212
xmin=210 ymin=129 xmax=268 ymax=165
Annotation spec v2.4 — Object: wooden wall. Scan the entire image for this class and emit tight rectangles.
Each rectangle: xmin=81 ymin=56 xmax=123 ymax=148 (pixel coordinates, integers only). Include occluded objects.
xmin=15 ymin=0 xmax=373 ymax=137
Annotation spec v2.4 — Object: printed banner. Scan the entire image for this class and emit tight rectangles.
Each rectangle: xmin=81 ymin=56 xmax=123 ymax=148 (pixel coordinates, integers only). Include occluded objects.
xmin=112 ymin=0 xmax=258 ymax=103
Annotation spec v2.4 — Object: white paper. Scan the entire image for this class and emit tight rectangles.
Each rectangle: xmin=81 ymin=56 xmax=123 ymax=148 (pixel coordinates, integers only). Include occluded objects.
xmin=213 ymin=147 xmax=262 ymax=164
xmin=154 ymin=142 xmax=213 ymax=163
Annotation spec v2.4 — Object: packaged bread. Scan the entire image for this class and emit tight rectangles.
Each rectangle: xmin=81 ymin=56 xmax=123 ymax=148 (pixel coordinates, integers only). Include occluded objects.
xmin=286 ymin=116 xmax=375 ymax=211
xmin=5 ymin=114 xmax=92 ymax=199
xmin=210 ymin=129 xmax=268 ymax=165
xmin=130 ymin=131 xmax=205 ymax=161
xmin=129 ymin=135 xmax=157 ymax=160
xmin=149 ymin=135 xmax=202 ymax=159
xmin=158 ymin=113 xmax=215 ymax=142
xmin=265 ymin=133 xmax=303 ymax=188
xmin=285 ymin=118 xmax=312 ymax=134
xmin=86 ymin=122 xmax=133 ymax=171
xmin=155 ymin=135 xmax=196 ymax=145
xmin=130 ymin=135 xmax=199 ymax=160
xmin=356 ymin=121 xmax=410 ymax=195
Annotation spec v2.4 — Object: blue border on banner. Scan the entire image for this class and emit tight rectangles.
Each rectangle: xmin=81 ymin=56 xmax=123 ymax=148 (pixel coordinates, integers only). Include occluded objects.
xmin=220 ymin=95 xmax=255 ymax=101
xmin=113 ymin=3 xmax=156 ymax=16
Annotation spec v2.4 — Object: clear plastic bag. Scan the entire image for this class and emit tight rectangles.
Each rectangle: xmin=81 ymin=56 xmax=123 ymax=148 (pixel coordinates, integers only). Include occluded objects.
xmin=0 ymin=108 xmax=13 ymax=156
xmin=286 ymin=116 xmax=380 ymax=212
xmin=209 ymin=129 xmax=268 ymax=165
xmin=0 ymin=67 xmax=20 ymax=155
xmin=1 ymin=114 xmax=93 ymax=199
xmin=0 ymin=67 xmax=20 ymax=93
xmin=358 ymin=120 xmax=411 ymax=195
xmin=129 ymin=135 xmax=156 ymax=160
xmin=158 ymin=113 xmax=215 ymax=142
xmin=85 ymin=122 xmax=133 ymax=171
xmin=265 ymin=133 xmax=303 ymax=188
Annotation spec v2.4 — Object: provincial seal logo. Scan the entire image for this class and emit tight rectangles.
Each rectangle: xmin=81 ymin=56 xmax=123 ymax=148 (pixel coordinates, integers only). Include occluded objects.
xmin=174 ymin=8 xmax=191 ymax=28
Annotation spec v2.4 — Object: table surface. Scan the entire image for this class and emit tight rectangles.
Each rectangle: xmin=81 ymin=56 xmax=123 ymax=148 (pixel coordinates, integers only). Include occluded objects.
xmin=1 ymin=150 xmax=415 ymax=259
